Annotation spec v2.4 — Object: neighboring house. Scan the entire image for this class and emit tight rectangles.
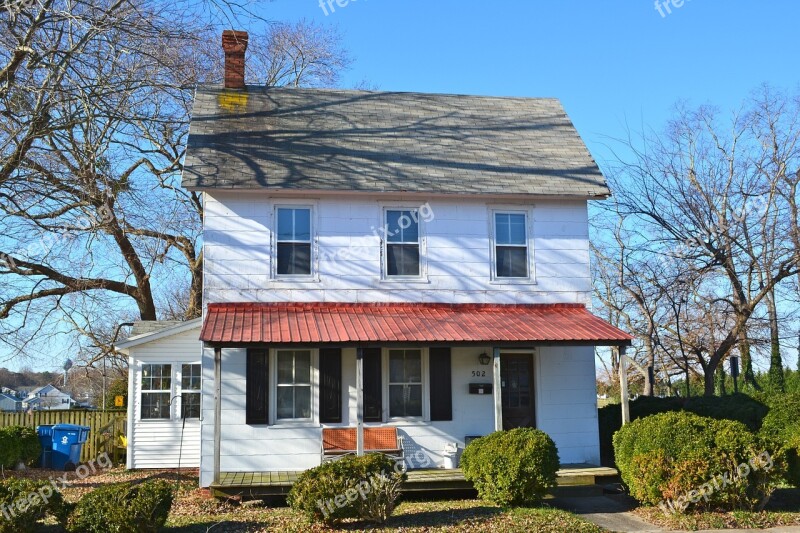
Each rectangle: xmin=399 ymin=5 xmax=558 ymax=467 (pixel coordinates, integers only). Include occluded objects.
xmin=115 ymin=320 xmax=203 ymax=469
xmin=22 ymin=384 xmax=74 ymax=411
xmin=151 ymin=31 xmax=633 ymax=489
xmin=0 ymin=392 xmax=22 ymax=412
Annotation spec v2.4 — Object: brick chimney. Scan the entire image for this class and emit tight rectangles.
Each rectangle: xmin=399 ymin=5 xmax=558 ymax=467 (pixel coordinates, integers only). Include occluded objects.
xmin=221 ymin=30 xmax=248 ymax=89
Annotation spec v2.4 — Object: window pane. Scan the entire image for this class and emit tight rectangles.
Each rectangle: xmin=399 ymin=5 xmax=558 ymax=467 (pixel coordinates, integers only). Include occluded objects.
xmin=407 ymin=353 xmax=422 ymax=383
xmin=389 ymin=384 xmax=422 ymax=417
xmin=495 ymin=213 xmax=526 ymax=245
xmin=277 ymin=243 xmax=311 ymax=275
xmin=277 ymin=352 xmax=293 ymax=384
xmin=277 ymin=208 xmax=295 ymax=240
xmin=181 ymin=393 xmax=200 ymax=418
xmin=277 ymin=208 xmax=311 ymax=241
xmin=508 ymin=214 xmax=526 ymax=244
xmin=182 ymin=364 xmax=201 ymax=390
xmin=496 ymin=246 xmax=528 ymax=278
xmin=387 ymin=210 xmax=418 ymax=243
xmin=294 ymin=351 xmax=311 ymax=384
xmin=495 ymin=213 xmax=510 ymax=244
xmin=389 ymin=351 xmax=405 ymax=382
xmin=141 ymin=392 xmax=170 ymax=419
xmin=387 ymin=244 xmax=420 ymax=276
xmin=142 ymin=364 xmax=171 ymax=391
xmin=295 ymin=386 xmax=311 ymax=418
xmin=294 ymin=209 xmax=311 ymax=241
xmin=276 ymin=387 xmax=293 ymax=419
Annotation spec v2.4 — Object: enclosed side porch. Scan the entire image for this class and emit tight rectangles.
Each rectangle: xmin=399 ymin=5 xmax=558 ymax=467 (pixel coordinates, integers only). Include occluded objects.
xmin=198 ymin=302 xmax=632 ymax=489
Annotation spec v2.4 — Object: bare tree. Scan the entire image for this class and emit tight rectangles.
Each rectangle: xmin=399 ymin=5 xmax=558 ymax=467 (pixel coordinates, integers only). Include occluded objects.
xmin=0 ymin=1 xmax=352 ymax=366
xmin=601 ymin=87 xmax=800 ymax=395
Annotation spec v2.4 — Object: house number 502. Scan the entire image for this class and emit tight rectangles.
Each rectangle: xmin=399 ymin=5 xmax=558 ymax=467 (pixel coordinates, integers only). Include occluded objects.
xmin=471 ymin=370 xmax=486 ymax=377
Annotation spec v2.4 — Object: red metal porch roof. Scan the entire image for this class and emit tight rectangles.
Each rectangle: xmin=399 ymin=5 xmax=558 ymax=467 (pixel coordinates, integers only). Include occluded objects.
xmin=200 ymin=302 xmax=633 ymax=345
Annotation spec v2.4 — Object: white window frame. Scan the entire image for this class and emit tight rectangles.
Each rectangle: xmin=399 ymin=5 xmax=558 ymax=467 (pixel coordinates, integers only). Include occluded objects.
xmin=382 ymin=348 xmax=429 ymax=422
xmin=379 ymin=205 xmax=428 ymax=282
xmin=137 ymin=361 xmax=202 ymax=422
xmin=180 ymin=363 xmax=202 ymax=419
xmin=140 ymin=363 xmax=173 ymax=420
xmin=489 ymin=207 xmax=535 ymax=283
xmin=272 ymin=203 xmax=317 ymax=280
xmin=270 ymin=348 xmax=319 ymax=426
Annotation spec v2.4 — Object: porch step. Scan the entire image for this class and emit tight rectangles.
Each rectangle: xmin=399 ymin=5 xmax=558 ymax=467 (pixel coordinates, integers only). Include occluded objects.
xmin=210 ymin=464 xmax=619 ymax=500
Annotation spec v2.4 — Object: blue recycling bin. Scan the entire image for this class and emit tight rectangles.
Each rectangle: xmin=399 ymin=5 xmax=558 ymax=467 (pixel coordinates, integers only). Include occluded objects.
xmin=36 ymin=425 xmax=54 ymax=468
xmin=51 ymin=424 xmax=90 ymax=471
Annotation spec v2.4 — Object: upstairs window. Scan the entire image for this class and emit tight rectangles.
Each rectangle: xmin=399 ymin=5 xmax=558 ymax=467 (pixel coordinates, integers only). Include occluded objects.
xmin=181 ymin=364 xmax=201 ymax=419
xmin=141 ymin=364 xmax=171 ymax=419
xmin=493 ymin=212 xmax=529 ymax=278
xmin=385 ymin=209 xmax=420 ymax=277
xmin=276 ymin=207 xmax=312 ymax=276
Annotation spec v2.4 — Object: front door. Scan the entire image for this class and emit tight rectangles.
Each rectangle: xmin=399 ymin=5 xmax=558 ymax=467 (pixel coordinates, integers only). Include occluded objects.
xmin=500 ymin=353 xmax=535 ymax=429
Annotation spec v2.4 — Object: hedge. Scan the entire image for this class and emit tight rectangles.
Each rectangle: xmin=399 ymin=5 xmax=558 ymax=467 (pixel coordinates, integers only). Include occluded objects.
xmin=614 ymin=411 xmax=780 ymax=512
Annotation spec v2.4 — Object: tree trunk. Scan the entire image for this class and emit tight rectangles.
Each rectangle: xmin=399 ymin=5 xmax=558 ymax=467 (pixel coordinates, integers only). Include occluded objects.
xmin=703 ymin=368 xmax=716 ymax=397
xmin=716 ymin=364 xmax=727 ymax=396
xmin=739 ymin=330 xmax=760 ymax=390
xmin=767 ymin=289 xmax=785 ymax=392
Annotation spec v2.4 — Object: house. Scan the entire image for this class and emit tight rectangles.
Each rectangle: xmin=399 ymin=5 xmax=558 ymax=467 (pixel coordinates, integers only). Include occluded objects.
xmin=22 ymin=384 xmax=74 ymax=411
xmin=149 ymin=30 xmax=634 ymax=489
xmin=115 ymin=320 xmax=203 ymax=469
xmin=0 ymin=392 xmax=22 ymax=412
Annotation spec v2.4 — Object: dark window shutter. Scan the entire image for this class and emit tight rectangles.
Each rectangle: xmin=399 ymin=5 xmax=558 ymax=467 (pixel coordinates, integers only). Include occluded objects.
xmin=319 ymin=348 xmax=342 ymax=423
xmin=362 ymin=348 xmax=383 ymax=422
xmin=246 ymin=348 xmax=269 ymax=424
xmin=429 ymin=347 xmax=452 ymax=421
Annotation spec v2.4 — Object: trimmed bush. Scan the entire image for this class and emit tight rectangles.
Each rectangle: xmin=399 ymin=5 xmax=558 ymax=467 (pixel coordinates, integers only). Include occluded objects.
xmin=760 ymin=391 xmax=800 ymax=487
xmin=66 ymin=479 xmax=173 ymax=533
xmin=598 ymin=396 xmax=683 ymax=466
xmin=0 ymin=478 xmax=70 ymax=533
xmin=460 ymin=428 xmax=559 ymax=506
xmin=0 ymin=426 xmax=40 ymax=469
xmin=287 ymin=453 xmax=406 ymax=525
xmin=599 ymin=394 xmax=769 ymax=467
xmin=614 ymin=411 xmax=780 ymax=512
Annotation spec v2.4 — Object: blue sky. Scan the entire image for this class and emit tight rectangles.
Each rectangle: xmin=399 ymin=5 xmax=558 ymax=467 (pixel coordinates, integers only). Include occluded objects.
xmin=9 ymin=1 xmax=800 ymax=373
xmin=246 ymin=0 xmax=799 ymax=168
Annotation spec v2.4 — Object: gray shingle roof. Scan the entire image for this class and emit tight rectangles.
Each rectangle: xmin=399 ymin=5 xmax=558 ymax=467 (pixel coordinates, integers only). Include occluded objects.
xmin=182 ymin=86 xmax=610 ymax=197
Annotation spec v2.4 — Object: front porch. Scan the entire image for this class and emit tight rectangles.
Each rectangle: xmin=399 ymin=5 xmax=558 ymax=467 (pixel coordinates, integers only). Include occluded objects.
xmin=209 ymin=463 xmax=619 ymax=498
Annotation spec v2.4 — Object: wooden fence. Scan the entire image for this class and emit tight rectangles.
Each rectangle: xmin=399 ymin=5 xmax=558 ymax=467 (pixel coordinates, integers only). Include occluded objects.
xmin=0 ymin=410 xmax=127 ymax=464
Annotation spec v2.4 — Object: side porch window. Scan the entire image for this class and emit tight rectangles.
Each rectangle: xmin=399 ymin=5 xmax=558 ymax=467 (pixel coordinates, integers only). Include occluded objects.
xmin=139 ymin=363 xmax=201 ymax=421
xmin=141 ymin=364 xmax=171 ymax=419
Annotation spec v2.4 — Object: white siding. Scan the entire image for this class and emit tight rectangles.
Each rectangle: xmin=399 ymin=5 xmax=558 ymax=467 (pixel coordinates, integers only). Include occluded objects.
xmin=128 ymin=328 xmax=202 ymax=469
xmin=197 ymin=191 xmax=601 ymax=486
xmin=203 ymin=194 xmax=590 ymax=305
xmin=199 ymin=345 xmax=600 ymax=486
xmin=536 ymin=345 xmax=601 ymax=465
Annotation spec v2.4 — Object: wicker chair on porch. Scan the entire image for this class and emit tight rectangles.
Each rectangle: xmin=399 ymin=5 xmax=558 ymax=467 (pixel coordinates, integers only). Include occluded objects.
xmin=321 ymin=427 xmax=404 ymax=462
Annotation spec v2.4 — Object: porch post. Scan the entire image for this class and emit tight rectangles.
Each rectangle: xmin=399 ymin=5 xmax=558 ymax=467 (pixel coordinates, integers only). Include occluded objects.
xmin=492 ymin=347 xmax=502 ymax=431
xmin=619 ymin=345 xmax=630 ymax=425
xmin=356 ymin=347 xmax=364 ymax=456
xmin=213 ymin=347 xmax=222 ymax=483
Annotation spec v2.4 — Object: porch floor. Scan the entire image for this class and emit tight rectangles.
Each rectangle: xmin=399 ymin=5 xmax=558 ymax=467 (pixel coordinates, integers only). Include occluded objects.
xmin=210 ymin=464 xmax=618 ymax=498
